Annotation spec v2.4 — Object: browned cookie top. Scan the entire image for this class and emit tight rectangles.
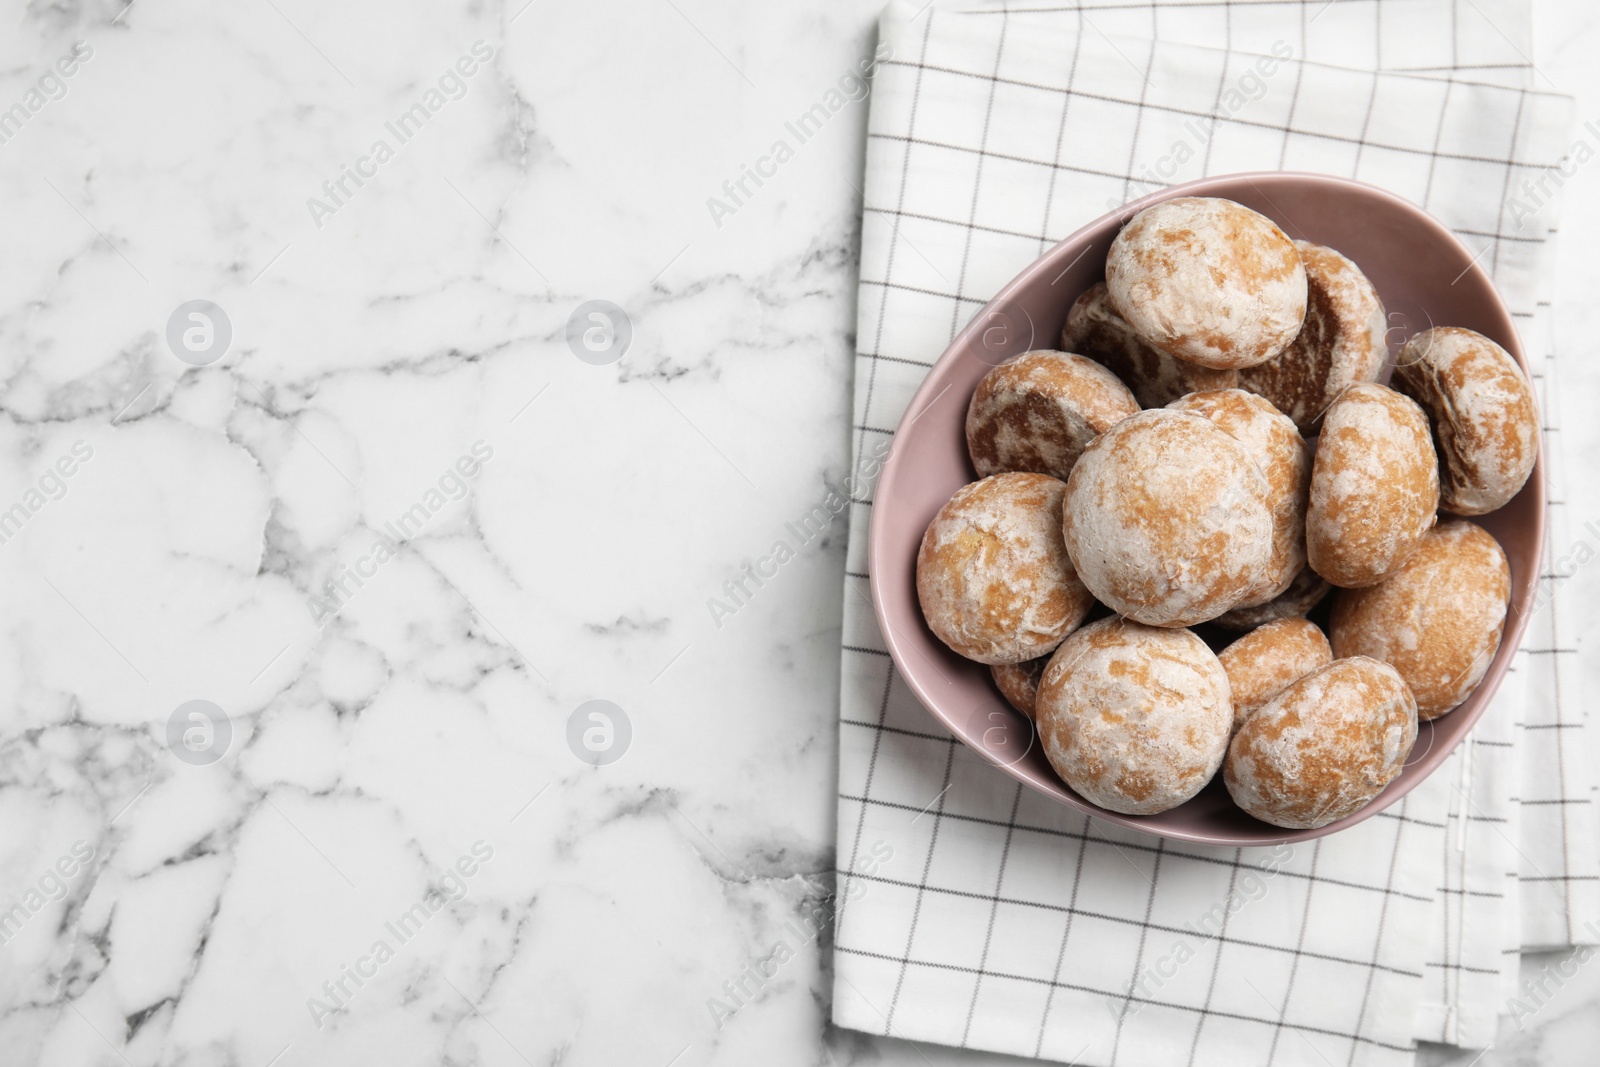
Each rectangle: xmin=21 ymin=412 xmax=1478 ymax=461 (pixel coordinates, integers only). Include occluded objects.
xmin=1106 ymin=197 xmax=1307 ymax=370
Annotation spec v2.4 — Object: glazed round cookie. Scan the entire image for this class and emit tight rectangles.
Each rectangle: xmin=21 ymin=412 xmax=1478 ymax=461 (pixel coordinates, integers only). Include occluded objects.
xmin=1105 ymin=197 xmax=1307 ymax=370
xmin=1217 ymin=617 xmax=1332 ymax=733
xmin=966 ymin=350 xmax=1140 ymax=482
xmin=1238 ymin=241 xmax=1387 ymax=434
xmin=1036 ymin=617 xmax=1233 ymax=815
xmin=916 ymin=472 xmax=1094 ymax=664
xmin=1307 ymin=383 xmax=1439 ymax=588
xmin=1225 ymin=657 xmax=1418 ymax=830
xmin=1213 ymin=566 xmax=1332 ymax=631
xmin=1167 ymin=389 xmax=1311 ymax=607
xmin=1061 ymin=282 xmax=1238 ymax=408
xmin=1329 ymin=520 xmax=1511 ymax=719
xmin=1393 ymin=327 xmax=1539 ymax=516
xmin=1064 ymin=409 xmax=1276 ymax=627
xmin=991 ymin=657 xmax=1048 ymax=721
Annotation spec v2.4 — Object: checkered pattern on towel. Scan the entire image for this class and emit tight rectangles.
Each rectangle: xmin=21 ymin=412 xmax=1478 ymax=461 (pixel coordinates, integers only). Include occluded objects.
xmin=831 ymin=2 xmax=1594 ymax=1063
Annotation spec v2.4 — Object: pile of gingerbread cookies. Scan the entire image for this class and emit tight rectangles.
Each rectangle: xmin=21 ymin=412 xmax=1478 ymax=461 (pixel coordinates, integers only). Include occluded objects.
xmin=916 ymin=196 xmax=1538 ymax=830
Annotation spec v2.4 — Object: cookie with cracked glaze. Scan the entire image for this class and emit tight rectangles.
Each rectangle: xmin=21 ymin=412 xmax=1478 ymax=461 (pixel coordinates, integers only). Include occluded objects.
xmin=916 ymin=472 xmax=1094 ymax=664
xmin=1063 ymin=408 xmax=1276 ymax=627
xmin=1036 ymin=616 xmax=1233 ymax=815
xmin=1225 ymin=656 xmax=1418 ymax=830
xmin=1329 ymin=520 xmax=1510 ymax=719
xmin=966 ymin=350 xmax=1140 ymax=482
xmin=1392 ymin=327 xmax=1538 ymax=517
xmin=1306 ymin=383 xmax=1439 ymax=588
xmin=1105 ymin=197 xmax=1307 ymax=370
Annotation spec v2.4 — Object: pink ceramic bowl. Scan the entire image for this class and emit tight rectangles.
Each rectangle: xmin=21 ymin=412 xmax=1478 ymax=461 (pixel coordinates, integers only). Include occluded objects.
xmin=868 ymin=171 xmax=1544 ymax=845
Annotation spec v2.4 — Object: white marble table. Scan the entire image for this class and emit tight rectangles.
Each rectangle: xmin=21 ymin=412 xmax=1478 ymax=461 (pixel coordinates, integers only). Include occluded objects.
xmin=0 ymin=1 xmax=1594 ymax=1065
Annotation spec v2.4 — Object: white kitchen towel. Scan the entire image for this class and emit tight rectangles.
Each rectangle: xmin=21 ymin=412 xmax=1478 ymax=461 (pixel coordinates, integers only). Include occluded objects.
xmin=831 ymin=2 xmax=1593 ymax=1064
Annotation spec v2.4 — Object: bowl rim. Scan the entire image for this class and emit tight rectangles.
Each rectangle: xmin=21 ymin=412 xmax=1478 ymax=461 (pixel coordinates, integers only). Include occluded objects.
xmin=866 ymin=169 xmax=1546 ymax=845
